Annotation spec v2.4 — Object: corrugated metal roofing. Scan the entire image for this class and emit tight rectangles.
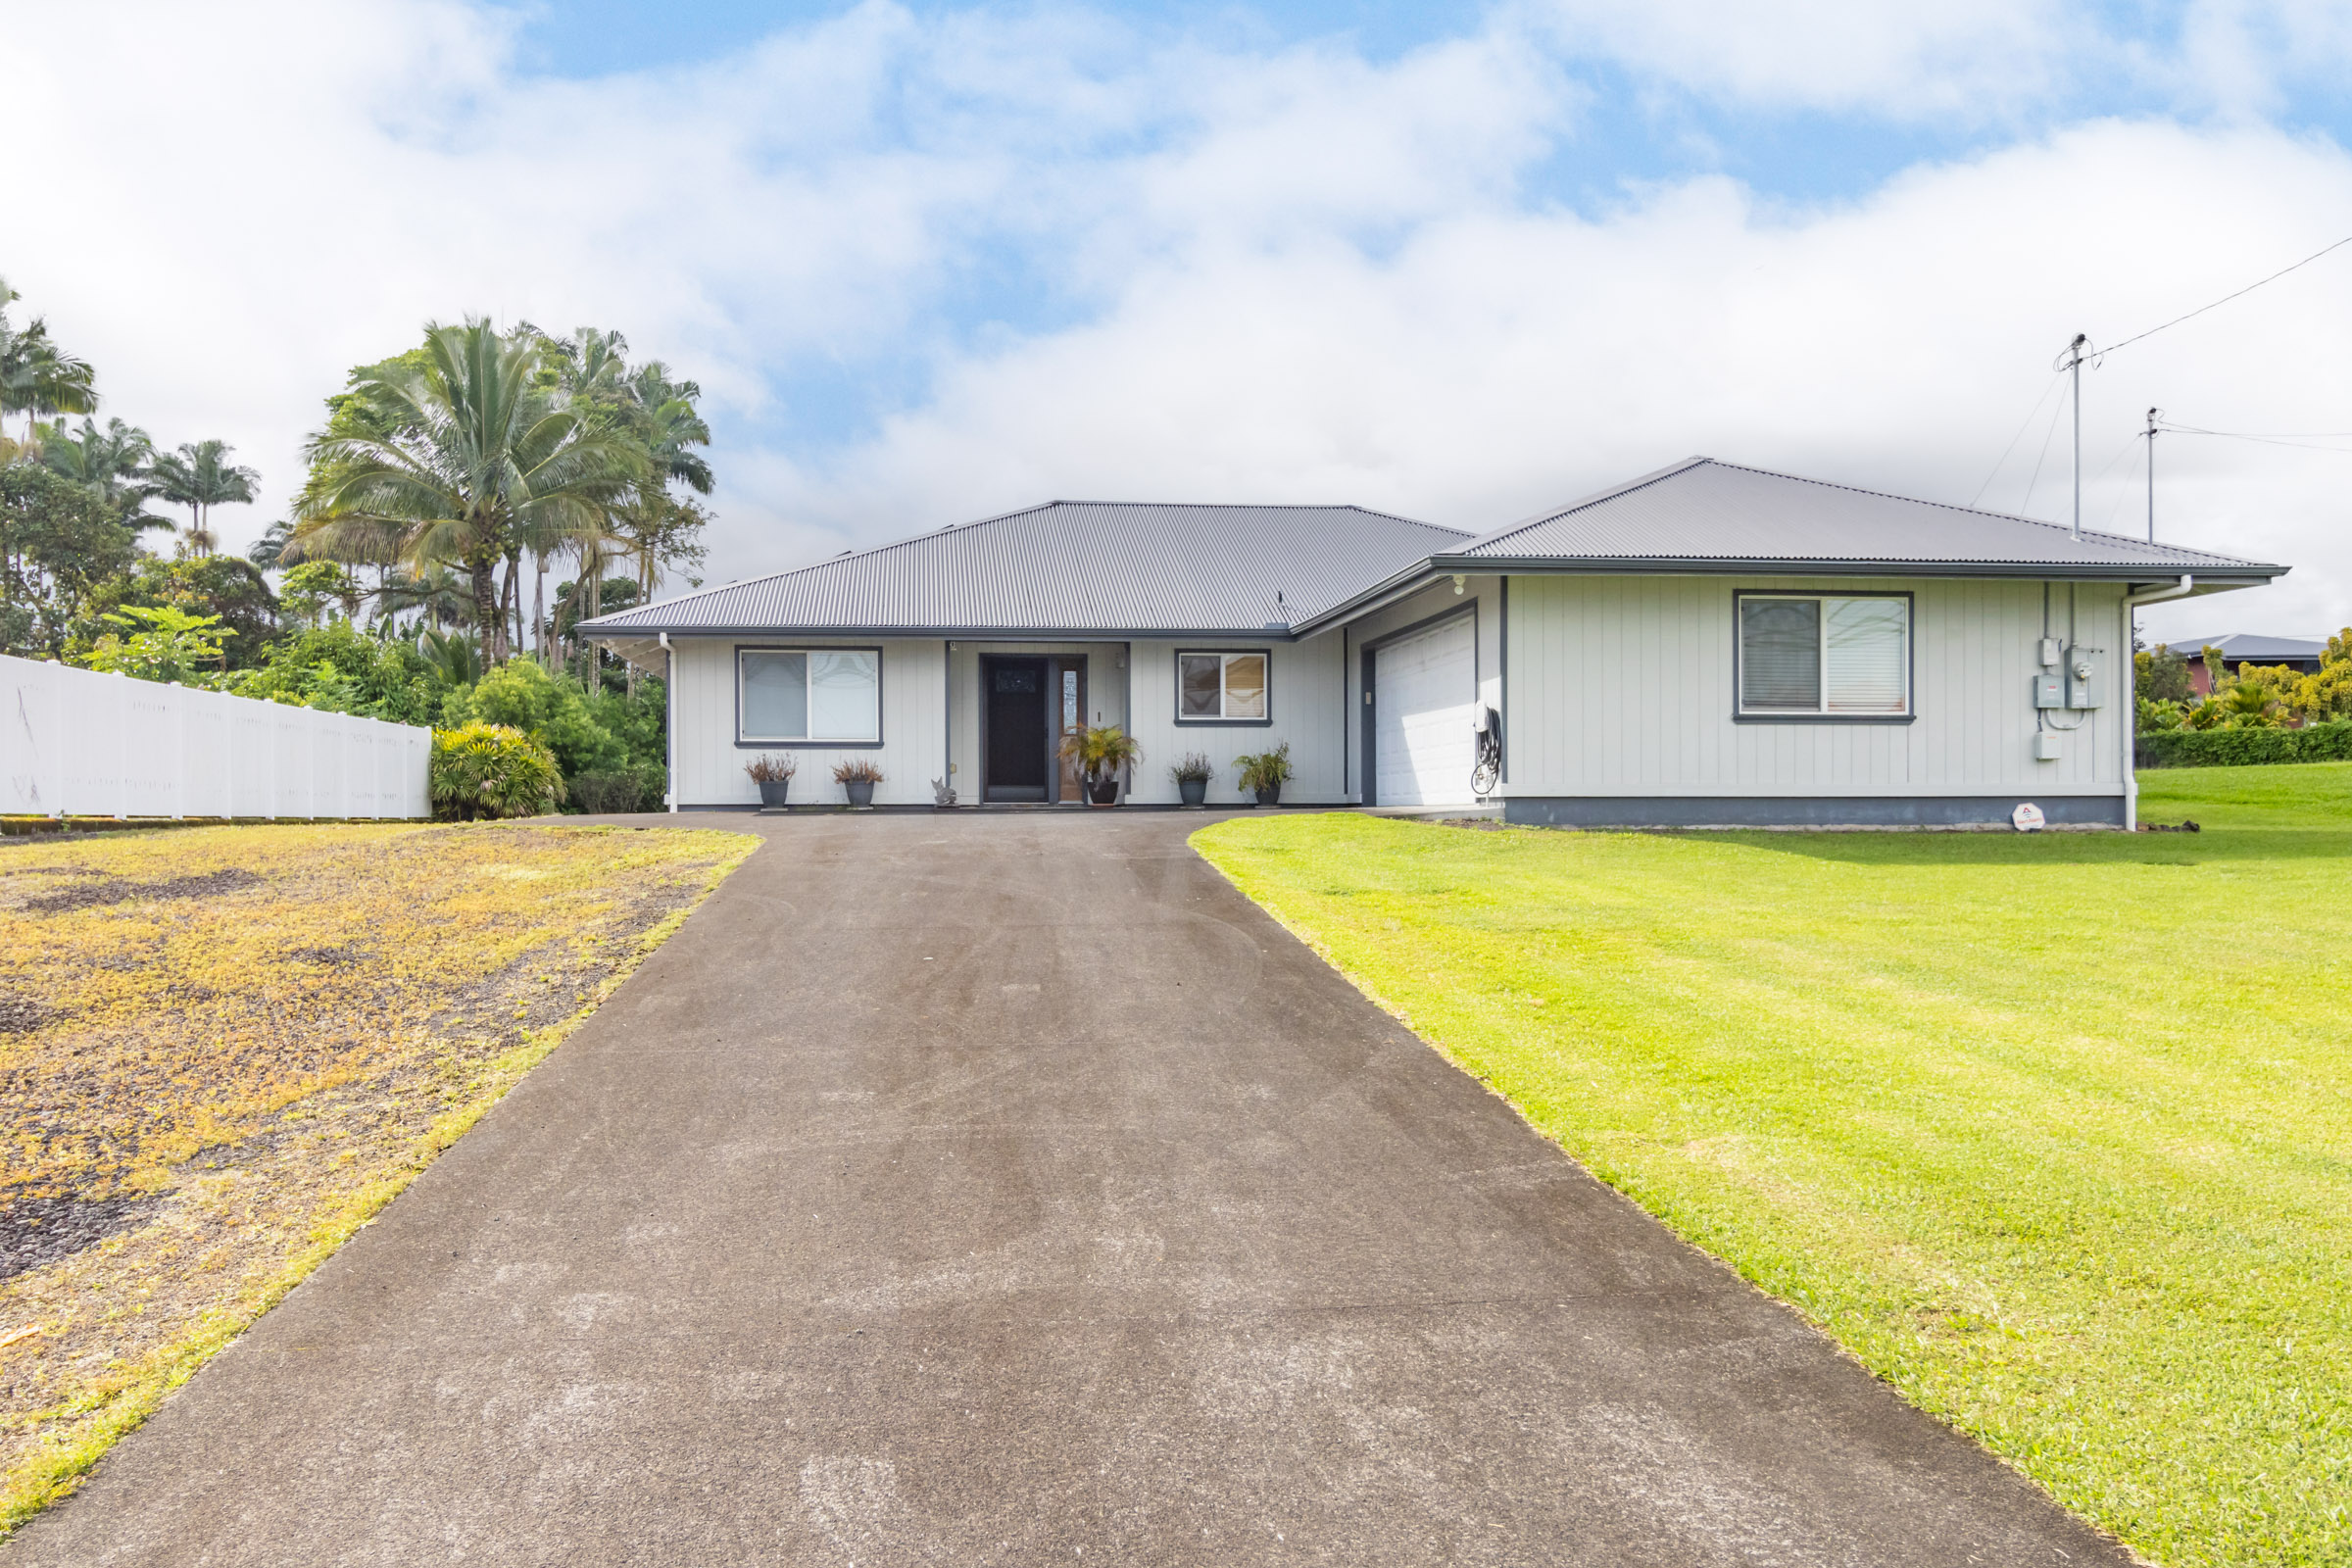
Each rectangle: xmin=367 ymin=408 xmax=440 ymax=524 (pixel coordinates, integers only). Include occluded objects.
xmin=1446 ymin=458 xmax=2284 ymax=575
xmin=2157 ymin=632 xmax=2328 ymax=662
xmin=580 ymin=501 xmax=1470 ymax=637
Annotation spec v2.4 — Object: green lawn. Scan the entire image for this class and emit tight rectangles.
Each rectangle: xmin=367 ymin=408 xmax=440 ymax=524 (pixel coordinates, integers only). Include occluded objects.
xmin=1195 ymin=761 xmax=2352 ymax=1568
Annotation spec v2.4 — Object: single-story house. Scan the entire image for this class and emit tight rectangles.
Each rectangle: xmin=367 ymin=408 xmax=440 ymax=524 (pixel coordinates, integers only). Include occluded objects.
xmin=2162 ymin=632 xmax=2328 ymax=696
xmin=581 ymin=457 xmax=2286 ymax=828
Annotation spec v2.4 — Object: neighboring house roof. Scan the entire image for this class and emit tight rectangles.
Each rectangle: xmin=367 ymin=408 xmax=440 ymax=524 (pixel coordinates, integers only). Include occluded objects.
xmin=2155 ymin=632 xmax=2328 ymax=662
xmin=579 ymin=500 xmax=1470 ymax=638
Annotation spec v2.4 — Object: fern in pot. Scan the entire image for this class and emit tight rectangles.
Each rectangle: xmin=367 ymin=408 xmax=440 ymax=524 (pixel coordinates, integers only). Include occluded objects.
xmin=1058 ymin=724 xmax=1142 ymax=807
xmin=1170 ymin=752 xmax=1212 ymax=808
xmin=745 ymin=753 xmax=797 ymax=809
xmin=1234 ymin=742 xmax=1293 ymax=807
xmin=832 ymin=757 xmax=884 ymax=808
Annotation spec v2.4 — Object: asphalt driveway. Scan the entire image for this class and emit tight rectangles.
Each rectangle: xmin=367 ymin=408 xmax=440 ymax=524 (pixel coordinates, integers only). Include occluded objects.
xmin=9 ymin=811 xmax=2126 ymax=1566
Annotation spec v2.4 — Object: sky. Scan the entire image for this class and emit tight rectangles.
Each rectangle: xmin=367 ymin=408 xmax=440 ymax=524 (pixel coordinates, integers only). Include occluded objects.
xmin=8 ymin=0 xmax=2352 ymax=646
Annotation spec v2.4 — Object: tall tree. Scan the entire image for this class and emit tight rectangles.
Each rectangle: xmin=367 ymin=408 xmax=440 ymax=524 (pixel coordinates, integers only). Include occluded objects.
xmin=0 ymin=465 xmax=135 ymax=657
xmin=0 ymin=277 xmax=99 ymax=452
xmin=41 ymin=416 xmax=169 ymax=532
xmin=536 ymin=331 xmax=712 ymax=666
xmin=293 ymin=319 xmax=640 ymax=662
xmin=150 ymin=438 xmax=260 ymax=556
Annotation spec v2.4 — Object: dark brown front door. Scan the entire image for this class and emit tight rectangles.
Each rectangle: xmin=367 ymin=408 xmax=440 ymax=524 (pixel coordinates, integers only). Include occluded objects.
xmin=982 ymin=658 xmax=1049 ymax=802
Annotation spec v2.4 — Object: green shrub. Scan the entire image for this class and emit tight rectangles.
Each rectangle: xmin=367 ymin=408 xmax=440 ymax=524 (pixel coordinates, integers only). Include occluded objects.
xmin=430 ymin=722 xmax=564 ymax=820
xmin=2137 ymin=719 xmax=2352 ymax=768
xmin=218 ymin=622 xmax=450 ymax=724
xmin=565 ymin=762 xmax=664 ymax=814
xmin=442 ymin=658 xmax=624 ymax=778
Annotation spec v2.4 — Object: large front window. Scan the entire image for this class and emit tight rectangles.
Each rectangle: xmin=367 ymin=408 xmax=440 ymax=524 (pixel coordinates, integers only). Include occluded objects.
xmin=739 ymin=649 xmax=880 ymax=742
xmin=1737 ymin=595 xmax=1909 ymax=716
xmin=1177 ymin=651 xmax=1269 ymax=722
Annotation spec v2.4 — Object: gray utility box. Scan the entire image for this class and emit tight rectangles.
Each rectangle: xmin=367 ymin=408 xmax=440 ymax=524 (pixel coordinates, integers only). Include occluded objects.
xmin=2034 ymin=672 xmax=2066 ymax=709
xmin=2067 ymin=647 xmax=2102 ymax=710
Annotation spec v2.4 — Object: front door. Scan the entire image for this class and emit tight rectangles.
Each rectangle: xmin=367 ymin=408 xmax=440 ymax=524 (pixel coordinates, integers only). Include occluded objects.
xmin=982 ymin=657 xmax=1049 ymax=802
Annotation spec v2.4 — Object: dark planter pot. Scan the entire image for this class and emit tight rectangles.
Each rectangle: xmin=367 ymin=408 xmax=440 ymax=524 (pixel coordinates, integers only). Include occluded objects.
xmin=1253 ymin=783 xmax=1283 ymax=808
xmin=843 ymin=779 xmax=876 ymax=808
xmin=757 ymin=779 xmax=791 ymax=809
xmin=1177 ymin=776 xmax=1208 ymax=808
xmin=1087 ymin=776 xmax=1121 ymax=807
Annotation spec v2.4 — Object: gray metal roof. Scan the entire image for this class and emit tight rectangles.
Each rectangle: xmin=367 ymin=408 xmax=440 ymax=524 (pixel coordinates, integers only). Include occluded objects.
xmin=1443 ymin=458 xmax=2286 ymax=577
xmin=2155 ymin=632 xmax=2328 ymax=662
xmin=580 ymin=500 xmax=1469 ymax=638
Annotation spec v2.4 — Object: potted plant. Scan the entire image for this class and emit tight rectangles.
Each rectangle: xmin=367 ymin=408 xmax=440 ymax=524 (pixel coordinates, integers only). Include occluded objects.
xmin=1057 ymin=724 xmax=1142 ymax=807
xmin=1234 ymin=742 xmax=1293 ymax=807
xmin=745 ymin=753 xmax=797 ymax=809
xmin=1170 ymin=752 xmax=1212 ymax=808
xmin=832 ymin=757 xmax=884 ymax=808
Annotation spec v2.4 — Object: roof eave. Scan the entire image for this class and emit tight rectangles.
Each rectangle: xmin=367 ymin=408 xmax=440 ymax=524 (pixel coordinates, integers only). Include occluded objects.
xmin=1428 ymin=554 xmax=2286 ymax=582
xmin=579 ymin=623 xmax=1308 ymax=642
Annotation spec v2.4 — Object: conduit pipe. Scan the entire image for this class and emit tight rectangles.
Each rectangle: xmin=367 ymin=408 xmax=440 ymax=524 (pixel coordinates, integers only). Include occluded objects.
xmin=2121 ymin=575 xmax=2194 ymax=831
xmin=659 ymin=632 xmax=677 ymax=812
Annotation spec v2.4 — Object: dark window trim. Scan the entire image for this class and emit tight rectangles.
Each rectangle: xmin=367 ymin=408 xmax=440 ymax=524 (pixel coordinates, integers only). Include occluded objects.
xmin=734 ymin=643 xmax=886 ymax=749
xmin=1358 ymin=599 xmax=1481 ymax=808
xmin=1172 ymin=647 xmax=1275 ymax=727
xmin=1731 ymin=590 xmax=1916 ymax=725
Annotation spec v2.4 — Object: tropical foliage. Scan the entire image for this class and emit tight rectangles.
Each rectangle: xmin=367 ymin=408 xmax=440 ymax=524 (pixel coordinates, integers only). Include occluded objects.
xmin=2137 ymin=633 xmax=2352 ymax=742
xmin=0 ymin=277 xmax=265 ymax=656
xmin=0 ymin=283 xmax=709 ymax=817
xmin=76 ymin=605 xmax=233 ymax=683
xmin=428 ymin=722 xmax=565 ymax=819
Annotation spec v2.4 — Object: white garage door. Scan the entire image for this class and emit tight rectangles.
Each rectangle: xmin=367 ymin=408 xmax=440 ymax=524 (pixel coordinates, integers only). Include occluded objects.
xmin=1374 ymin=615 xmax=1477 ymax=808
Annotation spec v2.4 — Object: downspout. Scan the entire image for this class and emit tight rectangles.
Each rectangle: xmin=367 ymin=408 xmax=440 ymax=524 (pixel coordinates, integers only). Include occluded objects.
xmin=659 ymin=632 xmax=676 ymax=813
xmin=2120 ymin=575 xmax=2193 ymax=830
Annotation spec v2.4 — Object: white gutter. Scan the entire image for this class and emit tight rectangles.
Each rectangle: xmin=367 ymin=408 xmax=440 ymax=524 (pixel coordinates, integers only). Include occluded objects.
xmin=2121 ymin=575 xmax=2194 ymax=830
xmin=659 ymin=632 xmax=677 ymax=813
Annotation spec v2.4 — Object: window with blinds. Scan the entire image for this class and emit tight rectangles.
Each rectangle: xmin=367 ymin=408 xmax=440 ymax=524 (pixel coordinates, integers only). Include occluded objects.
xmin=1737 ymin=595 xmax=1909 ymax=716
xmin=739 ymin=648 xmax=882 ymax=742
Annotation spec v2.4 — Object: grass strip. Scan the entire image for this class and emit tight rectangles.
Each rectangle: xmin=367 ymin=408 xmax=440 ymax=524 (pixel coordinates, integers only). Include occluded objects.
xmin=1195 ymin=763 xmax=2352 ymax=1568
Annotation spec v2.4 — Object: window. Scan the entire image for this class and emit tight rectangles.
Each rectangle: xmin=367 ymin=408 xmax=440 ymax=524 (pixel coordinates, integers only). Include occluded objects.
xmin=1737 ymin=595 xmax=1909 ymax=717
xmin=1176 ymin=651 xmax=1269 ymax=722
xmin=739 ymin=649 xmax=880 ymax=743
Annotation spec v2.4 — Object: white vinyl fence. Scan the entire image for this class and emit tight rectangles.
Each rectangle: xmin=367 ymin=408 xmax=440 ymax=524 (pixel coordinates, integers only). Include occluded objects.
xmin=0 ymin=654 xmax=430 ymax=820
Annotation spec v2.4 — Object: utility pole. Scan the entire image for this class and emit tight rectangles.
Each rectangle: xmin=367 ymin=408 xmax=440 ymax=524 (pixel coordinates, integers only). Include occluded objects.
xmin=2145 ymin=406 xmax=2160 ymax=543
xmin=2062 ymin=332 xmax=2088 ymax=540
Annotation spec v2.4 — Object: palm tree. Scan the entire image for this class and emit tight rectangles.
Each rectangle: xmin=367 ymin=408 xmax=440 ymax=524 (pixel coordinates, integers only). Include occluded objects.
xmin=293 ymin=319 xmax=640 ymax=661
xmin=150 ymin=439 xmax=260 ymax=557
xmin=374 ymin=564 xmax=472 ymax=632
xmin=42 ymin=416 xmax=168 ymax=532
xmin=0 ymin=277 xmax=99 ymax=450
xmin=247 ymin=517 xmax=295 ymax=569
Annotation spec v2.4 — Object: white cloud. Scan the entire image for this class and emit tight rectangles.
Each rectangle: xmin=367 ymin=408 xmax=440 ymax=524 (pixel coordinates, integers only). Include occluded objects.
xmin=1523 ymin=0 xmax=2082 ymax=120
xmin=5 ymin=0 xmax=2346 ymax=642
xmin=791 ymin=117 xmax=2352 ymax=641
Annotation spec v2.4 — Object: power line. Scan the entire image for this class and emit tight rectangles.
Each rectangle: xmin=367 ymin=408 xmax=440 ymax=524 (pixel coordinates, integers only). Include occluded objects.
xmin=2095 ymin=235 xmax=2352 ymax=360
xmin=2157 ymin=420 xmax=2352 ymax=454
xmin=1972 ymin=369 xmax=2068 ymax=509
xmin=2018 ymin=374 xmax=2073 ymax=517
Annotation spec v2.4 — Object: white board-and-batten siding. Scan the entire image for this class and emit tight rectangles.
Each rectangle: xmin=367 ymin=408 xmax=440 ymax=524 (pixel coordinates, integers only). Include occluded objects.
xmin=666 ymin=636 xmax=945 ymax=808
xmin=1503 ymin=575 xmax=2128 ymax=799
xmin=1123 ymin=635 xmax=1348 ymax=805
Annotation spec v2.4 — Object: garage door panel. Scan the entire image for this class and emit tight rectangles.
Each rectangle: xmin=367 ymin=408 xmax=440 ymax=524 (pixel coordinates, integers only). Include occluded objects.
xmin=1374 ymin=616 xmax=1476 ymax=808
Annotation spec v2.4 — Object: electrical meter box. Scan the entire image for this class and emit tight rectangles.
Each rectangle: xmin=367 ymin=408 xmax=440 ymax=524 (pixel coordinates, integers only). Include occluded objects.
xmin=2066 ymin=647 xmax=2102 ymax=710
xmin=2033 ymin=672 xmax=2066 ymax=709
